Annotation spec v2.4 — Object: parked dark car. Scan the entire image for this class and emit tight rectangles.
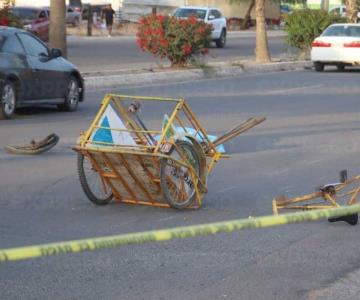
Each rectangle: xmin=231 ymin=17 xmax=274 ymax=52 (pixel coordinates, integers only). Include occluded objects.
xmin=0 ymin=26 xmax=84 ymax=120
xmin=10 ymin=6 xmax=50 ymax=42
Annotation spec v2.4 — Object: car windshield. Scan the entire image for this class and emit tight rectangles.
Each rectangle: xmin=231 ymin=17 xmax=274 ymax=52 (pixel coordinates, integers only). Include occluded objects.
xmin=69 ymin=0 xmax=82 ymax=8
xmin=173 ymin=8 xmax=207 ymax=20
xmin=322 ymin=25 xmax=360 ymax=37
xmin=11 ymin=8 xmax=38 ymax=21
xmin=280 ymin=5 xmax=290 ymax=12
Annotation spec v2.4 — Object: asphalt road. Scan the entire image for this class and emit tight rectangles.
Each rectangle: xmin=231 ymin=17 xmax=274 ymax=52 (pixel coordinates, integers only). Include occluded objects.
xmin=1 ymin=69 xmax=360 ymax=299
xmin=67 ymin=31 xmax=294 ymax=73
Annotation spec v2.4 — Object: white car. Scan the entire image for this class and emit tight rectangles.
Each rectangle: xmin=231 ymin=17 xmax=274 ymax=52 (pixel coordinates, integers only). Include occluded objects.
xmin=329 ymin=5 xmax=360 ymax=20
xmin=311 ymin=23 xmax=360 ymax=71
xmin=173 ymin=6 xmax=227 ymax=48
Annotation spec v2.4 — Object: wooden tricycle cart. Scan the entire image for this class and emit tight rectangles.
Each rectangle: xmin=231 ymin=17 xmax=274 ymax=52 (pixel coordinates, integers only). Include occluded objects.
xmin=272 ymin=170 xmax=359 ymax=225
xmin=74 ymin=94 xmax=265 ymax=209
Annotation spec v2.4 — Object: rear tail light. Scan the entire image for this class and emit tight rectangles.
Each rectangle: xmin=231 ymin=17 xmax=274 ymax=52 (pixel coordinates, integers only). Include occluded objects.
xmin=312 ymin=41 xmax=331 ymax=47
xmin=344 ymin=41 xmax=360 ymax=47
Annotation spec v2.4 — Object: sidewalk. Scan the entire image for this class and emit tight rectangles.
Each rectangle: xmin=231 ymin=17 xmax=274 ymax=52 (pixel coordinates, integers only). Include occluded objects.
xmin=68 ymin=30 xmax=293 ymax=74
xmin=71 ymin=29 xmax=307 ymax=89
xmin=84 ymin=57 xmax=312 ymax=89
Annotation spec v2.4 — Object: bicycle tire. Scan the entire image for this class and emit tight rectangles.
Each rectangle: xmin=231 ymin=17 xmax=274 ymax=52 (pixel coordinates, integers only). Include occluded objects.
xmin=78 ymin=153 xmax=113 ymax=205
xmin=160 ymin=140 xmax=201 ymax=209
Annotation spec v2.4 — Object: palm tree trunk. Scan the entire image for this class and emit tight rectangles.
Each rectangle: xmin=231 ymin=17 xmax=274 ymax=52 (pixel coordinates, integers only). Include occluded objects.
xmin=241 ymin=0 xmax=255 ymax=30
xmin=346 ymin=0 xmax=358 ymax=23
xmin=49 ymin=0 xmax=67 ymax=58
xmin=255 ymin=0 xmax=271 ymax=62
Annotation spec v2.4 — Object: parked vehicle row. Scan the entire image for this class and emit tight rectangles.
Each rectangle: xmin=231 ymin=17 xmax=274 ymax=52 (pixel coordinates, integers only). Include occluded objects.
xmin=0 ymin=27 xmax=84 ymax=119
xmin=10 ymin=6 xmax=81 ymax=43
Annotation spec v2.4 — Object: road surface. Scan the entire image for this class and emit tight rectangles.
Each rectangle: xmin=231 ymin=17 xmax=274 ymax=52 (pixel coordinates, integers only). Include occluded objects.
xmin=1 ymin=68 xmax=360 ymax=299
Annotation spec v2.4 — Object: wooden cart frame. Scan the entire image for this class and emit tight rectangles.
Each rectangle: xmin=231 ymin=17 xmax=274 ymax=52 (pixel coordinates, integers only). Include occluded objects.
xmin=272 ymin=170 xmax=359 ymax=224
xmin=74 ymin=94 xmax=265 ymax=209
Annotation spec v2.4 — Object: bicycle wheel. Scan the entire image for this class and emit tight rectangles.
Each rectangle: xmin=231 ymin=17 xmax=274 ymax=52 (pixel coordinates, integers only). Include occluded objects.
xmin=78 ymin=153 xmax=113 ymax=205
xmin=160 ymin=140 xmax=201 ymax=209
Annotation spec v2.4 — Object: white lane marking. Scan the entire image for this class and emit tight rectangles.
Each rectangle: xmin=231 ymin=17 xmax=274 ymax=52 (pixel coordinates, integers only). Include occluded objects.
xmin=266 ymin=84 xmax=324 ymax=95
xmin=216 ymin=186 xmax=238 ymax=194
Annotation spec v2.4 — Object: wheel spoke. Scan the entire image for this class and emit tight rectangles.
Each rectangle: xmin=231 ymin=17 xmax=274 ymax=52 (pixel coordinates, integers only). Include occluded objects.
xmin=2 ymin=84 xmax=15 ymax=115
xmin=160 ymin=141 xmax=201 ymax=209
xmin=81 ymin=155 xmax=112 ymax=201
xmin=68 ymin=80 xmax=79 ymax=105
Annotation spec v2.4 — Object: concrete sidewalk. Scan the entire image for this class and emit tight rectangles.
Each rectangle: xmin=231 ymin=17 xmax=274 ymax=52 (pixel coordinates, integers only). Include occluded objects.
xmin=84 ymin=58 xmax=312 ymax=89
xmin=67 ymin=29 xmax=293 ymax=73
xmin=73 ymin=28 xmax=305 ymax=89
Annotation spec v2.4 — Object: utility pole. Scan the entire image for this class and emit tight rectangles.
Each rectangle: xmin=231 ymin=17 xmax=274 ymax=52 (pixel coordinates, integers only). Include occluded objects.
xmin=49 ymin=0 xmax=67 ymax=58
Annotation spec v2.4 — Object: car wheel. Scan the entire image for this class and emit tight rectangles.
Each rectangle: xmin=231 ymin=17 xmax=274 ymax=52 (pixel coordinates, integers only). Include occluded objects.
xmin=216 ymin=29 xmax=226 ymax=48
xmin=0 ymin=81 xmax=17 ymax=120
xmin=337 ymin=64 xmax=345 ymax=72
xmin=58 ymin=76 xmax=80 ymax=112
xmin=314 ymin=62 xmax=324 ymax=72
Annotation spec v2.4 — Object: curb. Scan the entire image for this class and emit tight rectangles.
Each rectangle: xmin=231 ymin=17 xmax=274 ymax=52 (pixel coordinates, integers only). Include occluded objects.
xmin=84 ymin=60 xmax=312 ymax=89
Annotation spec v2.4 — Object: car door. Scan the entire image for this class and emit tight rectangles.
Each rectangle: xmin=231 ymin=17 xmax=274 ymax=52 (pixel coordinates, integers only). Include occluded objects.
xmin=208 ymin=10 xmax=221 ymax=39
xmin=17 ymin=33 xmax=66 ymax=100
xmin=0 ymin=34 xmax=32 ymax=102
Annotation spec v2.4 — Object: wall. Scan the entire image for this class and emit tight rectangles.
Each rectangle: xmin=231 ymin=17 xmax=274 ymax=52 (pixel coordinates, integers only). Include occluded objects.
xmin=307 ymin=0 xmax=342 ymax=9
xmin=188 ymin=0 xmax=280 ymax=19
xmin=122 ymin=0 xmax=184 ymax=21
xmin=12 ymin=0 xmax=123 ymax=10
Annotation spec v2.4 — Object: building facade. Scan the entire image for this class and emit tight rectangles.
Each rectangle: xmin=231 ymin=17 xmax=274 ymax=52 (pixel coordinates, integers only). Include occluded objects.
xmin=3 ymin=0 xmax=280 ymax=21
xmin=7 ymin=0 xmax=123 ymax=9
xmin=307 ymin=0 xmax=342 ymax=9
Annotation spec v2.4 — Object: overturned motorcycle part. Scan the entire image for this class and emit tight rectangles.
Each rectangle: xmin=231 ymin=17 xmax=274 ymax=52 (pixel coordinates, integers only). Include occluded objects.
xmin=5 ymin=133 xmax=59 ymax=155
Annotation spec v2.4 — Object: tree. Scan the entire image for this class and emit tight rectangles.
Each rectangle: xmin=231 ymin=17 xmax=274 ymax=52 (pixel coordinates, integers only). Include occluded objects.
xmin=255 ymin=0 xmax=271 ymax=62
xmin=242 ymin=0 xmax=255 ymax=30
xmin=346 ymin=0 xmax=358 ymax=23
xmin=231 ymin=0 xmax=271 ymax=62
xmin=49 ymin=0 xmax=67 ymax=58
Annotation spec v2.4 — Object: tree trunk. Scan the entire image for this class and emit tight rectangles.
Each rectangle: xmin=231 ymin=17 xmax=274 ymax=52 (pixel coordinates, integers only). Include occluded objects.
xmin=49 ymin=0 xmax=67 ymax=58
xmin=320 ymin=0 xmax=330 ymax=12
xmin=241 ymin=0 xmax=255 ymax=30
xmin=346 ymin=0 xmax=358 ymax=23
xmin=255 ymin=0 xmax=270 ymax=62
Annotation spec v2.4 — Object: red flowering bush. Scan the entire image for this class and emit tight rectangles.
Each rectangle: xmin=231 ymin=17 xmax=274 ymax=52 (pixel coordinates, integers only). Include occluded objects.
xmin=0 ymin=4 xmax=22 ymax=28
xmin=137 ymin=14 xmax=212 ymax=67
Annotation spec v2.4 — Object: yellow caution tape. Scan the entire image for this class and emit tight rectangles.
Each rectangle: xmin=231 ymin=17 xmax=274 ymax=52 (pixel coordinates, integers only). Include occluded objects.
xmin=1 ymin=204 xmax=359 ymax=263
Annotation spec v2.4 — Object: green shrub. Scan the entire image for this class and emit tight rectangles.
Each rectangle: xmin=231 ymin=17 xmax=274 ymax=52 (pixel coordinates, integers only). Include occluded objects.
xmin=284 ymin=9 xmax=345 ymax=51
